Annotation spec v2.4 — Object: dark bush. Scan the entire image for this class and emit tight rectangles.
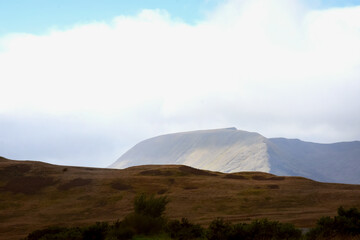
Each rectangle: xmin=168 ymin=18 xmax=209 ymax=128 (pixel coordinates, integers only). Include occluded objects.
xmin=166 ymin=218 xmax=204 ymax=240
xmin=25 ymin=226 xmax=82 ymax=240
xmin=115 ymin=193 xmax=170 ymax=236
xmin=82 ymin=222 xmax=109 ymax=240
xmin=25 ymin=222 xmax=134 ymax=240
xmin=306 ymin=206 xmax=360 ymax=239
xmin=122 ymin=212 xmax=165 ymax=235
xmin=242 ymin=219 xmax=301 ymax=240
xmin=106 ymin=220 xmax=134 ymax=240
xmin=133 ymin=193 xmax=169 ymax=218
xmin=25 ymin=226 xmax=65 ymax=240
xmin=226 ymin=223 xmax=246 ymax=240
xmin=206 ymin=218 xmax=233 ymax=240
xmin=206 ymin=218 xmax=301 ymax=240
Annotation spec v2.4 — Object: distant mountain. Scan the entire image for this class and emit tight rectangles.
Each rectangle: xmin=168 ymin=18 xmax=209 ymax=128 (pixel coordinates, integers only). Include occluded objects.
xmin=110 ymin=128 xmax=360 ymax=184
xmin=267 ymin=138 xmax=360 ymax=184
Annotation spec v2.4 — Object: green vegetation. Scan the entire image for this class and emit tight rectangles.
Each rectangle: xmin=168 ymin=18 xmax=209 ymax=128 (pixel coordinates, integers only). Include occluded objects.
xmin=134 ymin=193 xmax=168 ymax=218
xmin=24 ymin=195 xmax=360 ymax=240
xmin=25 ymin=226 xmax=83 ymax=240
xmin=120 ymin=193 xmax=169 ymax=235
xmin=306 ymin=206 xmax=360 ymax=239
xmin=24 ymin=193 xmax=169 ymax=240
xmin=207 ymin=219 xmax=302 ymax=240
xmin=166 ymin=218 xmax=204 ymax=240
xmin=206 ymin=218 xmax=301 ymax=240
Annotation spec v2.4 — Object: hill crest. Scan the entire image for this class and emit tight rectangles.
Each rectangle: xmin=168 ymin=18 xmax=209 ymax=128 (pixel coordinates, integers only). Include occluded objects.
xmin=1 ymin=158 xmax=360 ymax=239
xmin=111 ymin=128 xmax=360 ymax=184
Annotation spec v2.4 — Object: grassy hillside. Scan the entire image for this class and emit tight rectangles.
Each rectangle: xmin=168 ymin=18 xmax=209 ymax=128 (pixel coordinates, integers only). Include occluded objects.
xmin=1 ymin=156 xmax=360 ymax=240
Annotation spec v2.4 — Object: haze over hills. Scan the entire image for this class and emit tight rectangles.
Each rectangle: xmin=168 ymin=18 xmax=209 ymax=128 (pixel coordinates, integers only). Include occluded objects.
xmin=110 ymin=128 xmax=360 ymax=184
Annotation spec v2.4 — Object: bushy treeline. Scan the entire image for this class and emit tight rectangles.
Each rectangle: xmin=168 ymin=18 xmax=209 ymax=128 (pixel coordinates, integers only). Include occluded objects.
xmin=24 ymin=194 xmax=360 ymax=240
xmin=206 ymin=218 xmax=301 ymax=240
xmin=306 ymin=206 xmax=360 ymax=239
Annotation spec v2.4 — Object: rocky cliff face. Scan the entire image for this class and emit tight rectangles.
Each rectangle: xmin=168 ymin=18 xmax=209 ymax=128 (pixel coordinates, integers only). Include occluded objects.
xmin=110 ymin=128 xmax=360 ymax=184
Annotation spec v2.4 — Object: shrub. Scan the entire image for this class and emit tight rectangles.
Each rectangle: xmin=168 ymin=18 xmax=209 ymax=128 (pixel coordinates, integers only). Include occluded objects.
xmin=25 ymin=226 xmax=82 ymax=240
xmin=105 ymin=220 xmax=134 ymax=240
xmin=306 ymin=206 xmax=360 ymax=239
xmin=25 ymin=222 xmax=134 ymax=240
xmin=115 ymin=193 xmax=170 ymax=235
xmin=166 ymin=218 xmax=204 ymax=240
xmin=82 ymin=222 xmax=109 ymax=240
xmin=206 ymin=218 xmax=301 ymax=240
xmin=121 ymin=213 xmax=166 ymax=235
xmin=206 ymin=218 xmax=233 ymax=240
xmin=134 ymin=193 xmax=169 ymax=218
xmin=241 ymin=219 xmax=301 ymax=240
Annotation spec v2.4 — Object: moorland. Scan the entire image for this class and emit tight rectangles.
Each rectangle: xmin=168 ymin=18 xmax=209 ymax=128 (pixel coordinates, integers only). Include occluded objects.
xmin=1 ymin=156 xmax=360 ymax=239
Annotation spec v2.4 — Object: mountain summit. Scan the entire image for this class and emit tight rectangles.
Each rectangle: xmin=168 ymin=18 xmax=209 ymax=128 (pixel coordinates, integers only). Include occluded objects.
xmin=110 ymin=128 xmax=360 ymax=184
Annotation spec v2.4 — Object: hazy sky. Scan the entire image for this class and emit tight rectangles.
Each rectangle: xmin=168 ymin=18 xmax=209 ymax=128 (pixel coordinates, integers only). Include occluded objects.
xmin=1 ymin=0 xmax=360 ymax=167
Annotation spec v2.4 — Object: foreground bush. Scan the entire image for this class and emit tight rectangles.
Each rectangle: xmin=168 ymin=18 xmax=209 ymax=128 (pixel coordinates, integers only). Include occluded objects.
xmin=306 ymin=206 xmax=360 ymax=239
xmin=166 ymin=218 xmax=204 ymax=240
xmin=207 ymin=218 xmax=302 ymax=240
xmin=240 ymin=219 xmax=302 ymax=240
xmin=24 ymin=193 xmax=169 ymax=240
xmin=122 ymin=212 xmax=166 ymax=235
xmin=25 ymin=198 xmax=359 ymax=240
xmin=106 ymin=220 xmax=135 ymax=240
xmin=134 ymin=193 xmax=169 ymax=218
xmin=120 ymin=193 xmax=169 ymax=235
xmin=24 ymin=222 xmax=134 ymax=240
xmin=206 ymin=218 xmax=232 ymax=240
xmin=25 ymin=226 xmax=86 ymax=240
xmin=82 ymin=222 xmax=109 ymax=240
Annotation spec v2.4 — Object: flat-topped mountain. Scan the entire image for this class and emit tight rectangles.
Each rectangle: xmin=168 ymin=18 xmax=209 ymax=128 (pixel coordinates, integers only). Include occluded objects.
xmin=111 ymin=128 xmax=360 ymax=184
xmin=111 ymin=128 xmax=270 ymax=173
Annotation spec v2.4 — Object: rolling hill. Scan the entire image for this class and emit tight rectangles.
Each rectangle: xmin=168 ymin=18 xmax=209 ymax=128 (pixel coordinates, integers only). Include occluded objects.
xmin=111 ymin=128 xmax=360 ymax=184
xmin=1 ymin=156 xmax=360 ymax=239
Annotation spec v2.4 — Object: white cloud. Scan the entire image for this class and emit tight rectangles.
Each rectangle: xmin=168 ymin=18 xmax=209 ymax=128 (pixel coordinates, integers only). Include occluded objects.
xmin=1 ymin=0 xmax=360 ymax=166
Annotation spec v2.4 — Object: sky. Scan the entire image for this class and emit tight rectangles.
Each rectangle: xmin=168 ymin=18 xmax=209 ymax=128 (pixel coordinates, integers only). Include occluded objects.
xmin=0 ymin=0 xmax=360 ymax=168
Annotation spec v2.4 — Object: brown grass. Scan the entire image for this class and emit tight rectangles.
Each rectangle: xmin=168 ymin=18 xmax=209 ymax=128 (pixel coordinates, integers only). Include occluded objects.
xmin=0 ymin=164 xmax=31 ymax=180
xmin=178 ymin=165 xmax=218 ymax=176
xmin=252 ymin=175 xmax=285 ymax=181
xmin=267 ymin=184 xmax=280 ymax=189
xmin=223 ymin=174 xmax=247 ymax=180
xmin=139 ymin=169 xmax=174 ymax=176
xmin=58 ymin=178 xmax=92 ymax=191
xmin=2 ymin=176 xmax=55 ymax=194
xmin=111 ymin=179 xmax=132 ymax=190
xmin=0 ymin=159 xmax=360 ymax=240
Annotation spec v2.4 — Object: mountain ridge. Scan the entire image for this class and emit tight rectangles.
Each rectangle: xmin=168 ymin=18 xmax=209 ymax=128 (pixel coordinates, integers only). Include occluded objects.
xmin=111 ymin=128 xmax=360 ymax=184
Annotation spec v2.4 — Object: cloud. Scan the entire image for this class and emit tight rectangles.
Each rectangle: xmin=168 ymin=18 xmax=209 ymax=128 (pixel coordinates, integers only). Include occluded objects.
xmin=1 ymin=0 xmax=360 ymax=166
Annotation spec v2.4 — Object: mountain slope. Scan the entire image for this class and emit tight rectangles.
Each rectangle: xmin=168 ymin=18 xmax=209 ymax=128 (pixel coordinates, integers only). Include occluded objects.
xmin=110 ymin=128 xmax=270 ymax=173
xmin=111 ymin=128 xmax=360 ymax=184
xmin=267 ymin=138 xmax=360 ymax=184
